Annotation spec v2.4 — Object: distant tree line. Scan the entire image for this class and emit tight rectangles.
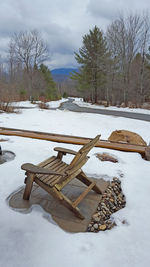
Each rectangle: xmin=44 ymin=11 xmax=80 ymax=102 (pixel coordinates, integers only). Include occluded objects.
xmin=72 ymin=13 xmax=150 ymax=106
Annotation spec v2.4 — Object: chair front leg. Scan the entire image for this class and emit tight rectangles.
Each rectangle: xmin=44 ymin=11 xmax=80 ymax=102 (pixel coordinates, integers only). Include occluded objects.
xmin=56 ymin=151 xmax=66 ymax=160
xmin=23 ymin=173 xmax=35 ymax=200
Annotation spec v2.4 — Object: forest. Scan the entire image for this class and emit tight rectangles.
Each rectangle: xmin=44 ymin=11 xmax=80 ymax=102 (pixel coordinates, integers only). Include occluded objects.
xmin=72 ymin=13 xmax=150 ymax=107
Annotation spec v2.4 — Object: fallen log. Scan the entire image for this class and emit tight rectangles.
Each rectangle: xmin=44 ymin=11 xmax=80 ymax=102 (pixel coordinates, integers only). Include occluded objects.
xmin=0 ymin=127 xmax=146 ymax=156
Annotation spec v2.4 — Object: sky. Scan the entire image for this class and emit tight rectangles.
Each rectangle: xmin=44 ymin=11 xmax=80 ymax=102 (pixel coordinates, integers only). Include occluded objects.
xmin=0 ymin=0 xmax=150 ymax=69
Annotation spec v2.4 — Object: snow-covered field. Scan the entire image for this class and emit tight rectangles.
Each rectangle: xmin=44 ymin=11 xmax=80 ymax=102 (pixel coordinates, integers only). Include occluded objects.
xmin=11 ymin=98 xmax=68 ymax=109
xmin=73 ymin=98 xmax=150 ymax=115
xmin=0 ymin=106 xmax=150 ymax=267
xmin=11 ymin=100 xmax=38 ymax=108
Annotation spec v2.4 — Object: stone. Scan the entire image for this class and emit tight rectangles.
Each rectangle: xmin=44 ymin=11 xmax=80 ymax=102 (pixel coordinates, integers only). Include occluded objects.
xmin=108 ymin=130 xmax=147 ymax=146
xmin=102 ymin=209 xmax=106 ymax=215
xmin=120 ymin=102 xmax=126 ymax=108
xmin=106 ymin=220 xmax=112 ymax=225
xmin=107 ymin=223 xmax=115 ymax=230
xmin=101 ymin=203 xmax=106 ymax=207
xmin=94 ymin=223 xmax=99 ymax=229
xmin=92 ymin=213 xmax=99 ymax=219
xmin=118 ymin=194 xmax=123 ymax=201
xmin=92 ymin=213 xmax=101 ymax=222
xmin=99 ymin=224 xmax=107 ymax=231
xmin=94 ymin=217 xmax=100 ymax=223
xmin=113 ymin=177 xmax=119 ymax=182
xmin=96 ymin=153 xmax=118 ymax=163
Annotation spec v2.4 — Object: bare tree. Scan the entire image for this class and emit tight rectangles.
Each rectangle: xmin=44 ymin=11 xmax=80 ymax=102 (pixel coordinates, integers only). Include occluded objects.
xmin=9 ymin=30 xmax=48 ymax=70
xmin=8 ymin=30 xmax=49 ymax=96
xmin=139 ymin=13 xmax=150 ymax=100
xmin=106 ymin=13 xmax=144 ymax=104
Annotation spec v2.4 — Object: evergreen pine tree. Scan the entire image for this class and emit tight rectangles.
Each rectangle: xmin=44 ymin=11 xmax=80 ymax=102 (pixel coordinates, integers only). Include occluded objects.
xmin=40 ymin=64 xmax=58 ymax=100
xmin=73 ymin=26 xmax=109 ymax=103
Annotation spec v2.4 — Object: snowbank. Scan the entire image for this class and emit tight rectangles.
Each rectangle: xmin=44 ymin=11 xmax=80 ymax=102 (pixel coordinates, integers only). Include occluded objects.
xmin=73 ymin=98 xmax=150 ymax=115
xmin=46 ymin=98 xmax=68 ymax=108
xmin=11 ymin=101 xmax=37 ymax=108
xmin=11 ymin=98 xmax=68 ymax=109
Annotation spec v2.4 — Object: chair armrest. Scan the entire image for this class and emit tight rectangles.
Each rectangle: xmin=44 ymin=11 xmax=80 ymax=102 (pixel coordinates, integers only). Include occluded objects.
xmin=54 ymin=147 xmax=77 ymax=155
xmin=21 ymin=163 xmax=63 ymax=175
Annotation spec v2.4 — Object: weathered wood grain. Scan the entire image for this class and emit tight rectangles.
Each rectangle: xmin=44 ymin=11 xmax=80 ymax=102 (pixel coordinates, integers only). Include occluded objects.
xmin=0 ymin=127 xmax=146 ymax=155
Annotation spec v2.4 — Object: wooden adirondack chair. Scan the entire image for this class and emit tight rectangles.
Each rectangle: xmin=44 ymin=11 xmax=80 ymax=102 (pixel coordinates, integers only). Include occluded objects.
xmin=21 ymin=135 xmax=102 ymax=219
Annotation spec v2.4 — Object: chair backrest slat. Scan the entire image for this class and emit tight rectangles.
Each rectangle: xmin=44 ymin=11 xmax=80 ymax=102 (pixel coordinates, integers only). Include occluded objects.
xmin=79 ymin=135 xmax=100 ymax=154
xmin=66 ymin=156 xmax=89 ymax=176
xmin=69 ymin=135 xmax=100 ymax=169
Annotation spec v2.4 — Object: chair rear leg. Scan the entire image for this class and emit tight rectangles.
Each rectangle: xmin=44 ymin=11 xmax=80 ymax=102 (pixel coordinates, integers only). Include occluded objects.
xmin=77 ymin=172 xmax=102 ymax=194
xmin=23 ymin=173 xmax=34 ymax=200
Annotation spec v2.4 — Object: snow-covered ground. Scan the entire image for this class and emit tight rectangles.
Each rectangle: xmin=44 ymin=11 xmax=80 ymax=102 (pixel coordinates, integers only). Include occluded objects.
xmin=46 ymin=98 xmax=68 ymax=108
xmin=0 ymin=107 xmax=150 ymax=267
xmin=11 ymin=98 xmax=68 ymax=109
xmin=11 ymin=100 xmax=38 ymax=108
xmin=73 ymin=98 xmax=150 ymax=115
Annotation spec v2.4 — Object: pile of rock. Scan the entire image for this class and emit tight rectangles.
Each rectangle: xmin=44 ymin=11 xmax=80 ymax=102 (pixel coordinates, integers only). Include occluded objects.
xmin=87 ymin=177 xmax=126 ymax=233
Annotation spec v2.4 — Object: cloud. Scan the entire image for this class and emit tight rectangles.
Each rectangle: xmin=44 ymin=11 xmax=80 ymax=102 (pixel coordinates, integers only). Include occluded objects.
xmin=87 ymin=0 xmax=120 ymax=20
xmin=0 ymin=0 xmax=150 ymax=68
xmin=48 ymin=52 xmax=78 ymax=69
xmin=87 ymin=0 xmax=150 ymax=21
xmin=0 ymin=0 xmax=89 ymax=68
xmin=43 ymin=24 xmax=77 ymax=55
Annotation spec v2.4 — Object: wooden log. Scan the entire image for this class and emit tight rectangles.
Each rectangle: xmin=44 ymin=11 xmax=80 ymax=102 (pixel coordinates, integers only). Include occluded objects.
xmin=0 ymin=127 xmax=147 ymax=155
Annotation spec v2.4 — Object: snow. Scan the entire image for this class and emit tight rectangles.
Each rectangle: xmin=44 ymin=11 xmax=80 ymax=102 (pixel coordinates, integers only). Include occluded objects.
xmin=11 ymin=100 xmax=38 ymax=108
xmin=0 ymin=106 xmax=150 ymax=267
xmin=11 ymin=98 xmax=68 ymax=109
xmin=46 ymin=98 xmax=68 ymax=108
xmin=73 ymin=98 xmax=150 ymax=115
xmin=70 ymin=97 xmax=83 ymax=102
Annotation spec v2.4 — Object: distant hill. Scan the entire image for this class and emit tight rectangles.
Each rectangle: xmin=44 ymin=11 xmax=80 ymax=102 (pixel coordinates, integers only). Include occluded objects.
xmin=51 ymin=68 xmax=78 ymax=82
